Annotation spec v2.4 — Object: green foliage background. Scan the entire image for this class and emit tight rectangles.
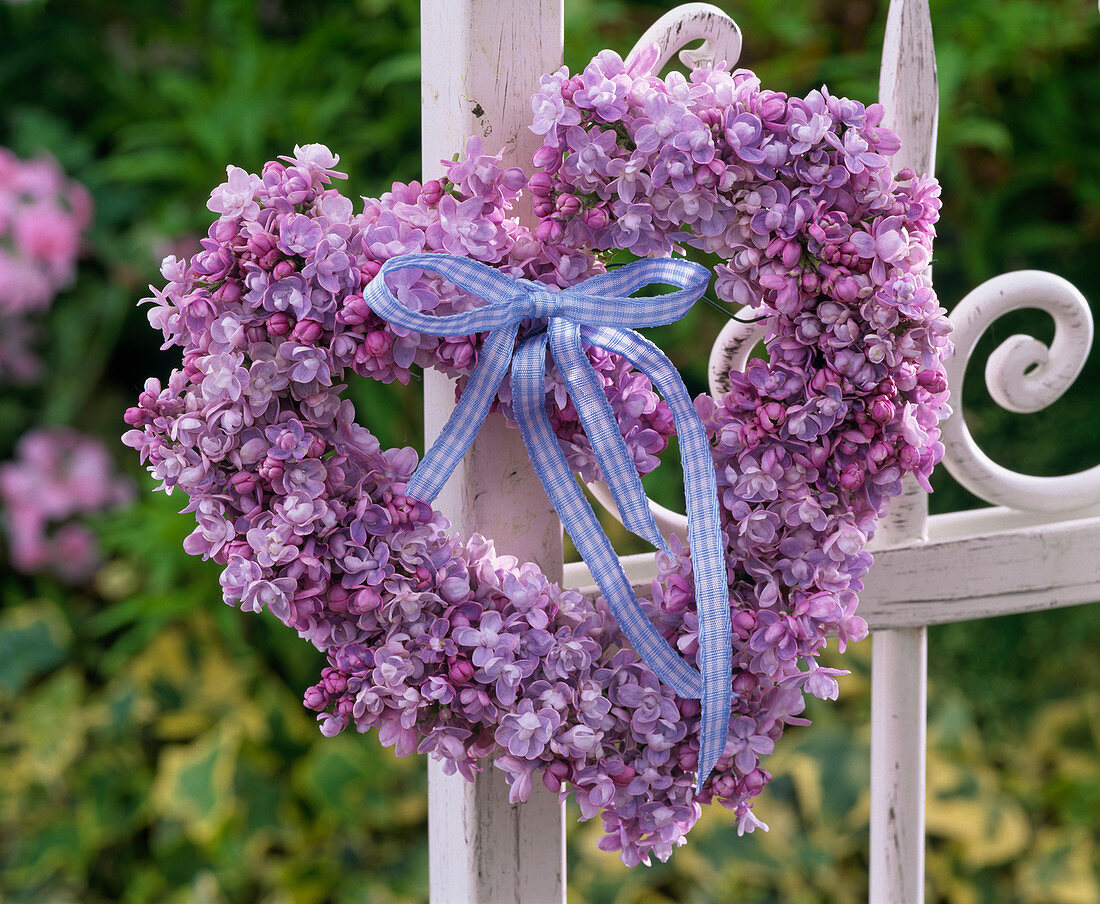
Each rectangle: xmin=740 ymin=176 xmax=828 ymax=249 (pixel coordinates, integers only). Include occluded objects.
xmin=1 ymin=1 xmax=1099 ymax=901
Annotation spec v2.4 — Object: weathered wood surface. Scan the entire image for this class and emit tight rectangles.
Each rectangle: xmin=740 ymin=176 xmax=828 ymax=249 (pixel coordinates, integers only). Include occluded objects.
xmin=870 ymin=3 xmax=937 ymax=897
xmin=421 ymin=2 xmax=566 ymax=901
xmin=870 ymin=628 xmax=927 ymax=904
xmin=861 ymin=508 xmax=1100 ymax=628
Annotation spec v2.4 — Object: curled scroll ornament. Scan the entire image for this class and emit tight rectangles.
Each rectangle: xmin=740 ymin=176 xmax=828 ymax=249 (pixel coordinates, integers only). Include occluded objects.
xmin=624 ymin=2 xmax=743 ymax=74
xmin=939 ymin=269 xmax=1099 ymax=512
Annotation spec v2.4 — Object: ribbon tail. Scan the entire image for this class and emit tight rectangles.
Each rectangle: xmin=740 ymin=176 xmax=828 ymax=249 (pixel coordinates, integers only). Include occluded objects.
xmin=406 ymin=325 xmax=519 ymax=504
xmin=510 ymin=330 xmax=703 ymax=699
xmin=547 ymin=318 xmax=667 ymax=553
xmin=585 ymin=325 xmax=732 ymax=790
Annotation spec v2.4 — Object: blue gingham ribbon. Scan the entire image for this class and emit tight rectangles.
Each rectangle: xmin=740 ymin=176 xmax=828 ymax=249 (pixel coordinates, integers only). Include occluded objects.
xmin=363 ymin=253 xmax=732 ymax=787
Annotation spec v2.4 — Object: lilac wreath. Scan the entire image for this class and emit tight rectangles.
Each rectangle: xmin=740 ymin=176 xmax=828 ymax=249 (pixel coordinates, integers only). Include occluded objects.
xmin=124 ymin=48 xmax=951 ymax=866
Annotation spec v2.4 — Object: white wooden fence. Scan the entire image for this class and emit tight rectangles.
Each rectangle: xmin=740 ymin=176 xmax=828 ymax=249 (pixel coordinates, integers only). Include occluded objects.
xmin=419 ymin=2 xmax=1100 ymax=901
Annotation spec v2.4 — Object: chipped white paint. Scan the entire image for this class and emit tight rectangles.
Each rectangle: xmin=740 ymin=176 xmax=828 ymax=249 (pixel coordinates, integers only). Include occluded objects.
xmin=625 ymin=3 xmax=742 ymax=74
xmin=421 ymin=2 xmax=566 ymax=901
xmin=707 ymin=310 xmax=767 ymax=401
xmin=868 ymin=2 xmax=936 ymax=901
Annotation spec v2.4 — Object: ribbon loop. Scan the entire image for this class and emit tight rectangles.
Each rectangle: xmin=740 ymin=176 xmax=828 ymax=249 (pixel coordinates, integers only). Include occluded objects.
xmin=364 ymin=253 xmax=731 ymax=788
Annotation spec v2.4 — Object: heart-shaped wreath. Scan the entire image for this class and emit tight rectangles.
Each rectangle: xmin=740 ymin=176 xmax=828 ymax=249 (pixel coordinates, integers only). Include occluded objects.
xmin=124 ymin=46 xmax=950 ymax=866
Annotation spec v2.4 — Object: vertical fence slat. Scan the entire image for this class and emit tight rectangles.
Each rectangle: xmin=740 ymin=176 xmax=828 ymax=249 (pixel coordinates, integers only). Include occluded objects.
xmin=870 ymin=626 xmax=928 ymax=903
xmin=421 ymin=2 xmax=566 ymax=901
xmin=871 ymin=2 xmax=938 ymax=901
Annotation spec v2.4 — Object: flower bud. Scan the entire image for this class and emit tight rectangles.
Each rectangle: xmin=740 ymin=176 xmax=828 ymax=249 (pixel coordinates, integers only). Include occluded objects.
xmin=230 ymin=470 xmax=258 ymax=494
xmin=582 ymin=206 xmax=609 ymax=230
xmin=555 ymin=193 xmax=580 ymax=218
xmin=527 ymin=171 xmax=553 ymax=197
xmin=536 ymin=218 xmax=563 ymax=244
xmin=272 ymin=259 xmax=296 ymax=280
xmin=916 ymin=368 xmax=947 ymax=394
xmin=364 ymin=329 xmax=391 ymax=356
xmin=839 ymin=462 xmax=865 ymax=490
xmin=267 ymin=311 xmax=292 ymax=336
xmin=870 ymin=397 xmax=896 ymax=423
xmin=781 ymin=240 xmax=802 ymax=268
xmin=292 ymin=319 xmax=323 ymax=343
xmin=449 ymin=658 xmax=475 ymax=685
xmin=742 ymin=768 xmax=766 ymax=793
xmin=421 ymin=179 xmax=443 ymax=205
xmin=531 ymin=145 xmax=561 ymax=172
xmin=732 ymin=610 xmax=757 ymax=638
xmin=353 ymin=587 xmax=381 ymax=613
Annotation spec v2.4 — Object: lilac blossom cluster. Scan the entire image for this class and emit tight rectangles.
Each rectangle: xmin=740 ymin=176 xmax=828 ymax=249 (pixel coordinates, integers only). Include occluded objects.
xmin=0 ymin=147 xmax=92 ymax=381
xmin=125 ymin=44 xmax=951 ymax=861
xmin=529 ymin=49 xmax=950 ymax=492
xmin=0 ymin=428 xmax=133 ymax=581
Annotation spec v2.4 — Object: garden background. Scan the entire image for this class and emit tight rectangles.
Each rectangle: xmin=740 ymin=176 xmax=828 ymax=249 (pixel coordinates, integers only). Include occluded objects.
xmin=2 ymin=0 xmax=1100 ymax=901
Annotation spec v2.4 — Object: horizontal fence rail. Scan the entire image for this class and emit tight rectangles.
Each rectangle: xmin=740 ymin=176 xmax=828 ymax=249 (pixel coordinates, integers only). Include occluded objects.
xmin=562 ymin=502 xmax=1100 ymax=631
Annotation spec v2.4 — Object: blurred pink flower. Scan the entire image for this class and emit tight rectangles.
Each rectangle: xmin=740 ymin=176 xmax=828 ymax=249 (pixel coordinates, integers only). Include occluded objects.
xmin=0 ymin=147 xmax=92 ymax=382
xmin=0 ymin=428 xmax=133 ymax=581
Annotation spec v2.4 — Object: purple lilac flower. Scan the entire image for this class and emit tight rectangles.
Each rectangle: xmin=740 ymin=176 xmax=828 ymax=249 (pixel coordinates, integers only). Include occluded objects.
xmin=126 ymin=57 xmax=950 ymax=867
xmin=208 ymin=165 xmax=263 ymax=220
xmin=524 ymin=46 xmax=949 ymax=858
xmin=496 ymin=700 xmax=561 ymax=758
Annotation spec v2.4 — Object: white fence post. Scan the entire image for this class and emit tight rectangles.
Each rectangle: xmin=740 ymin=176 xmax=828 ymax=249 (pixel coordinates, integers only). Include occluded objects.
xmin=420 ymin=2 xmax=567 ymax=902
xmin=870 ymin=2 xmax=938 ymax=902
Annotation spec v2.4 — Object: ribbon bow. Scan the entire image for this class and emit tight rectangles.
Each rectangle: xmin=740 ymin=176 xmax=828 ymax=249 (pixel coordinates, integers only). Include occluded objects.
xmin=364 ymin=253 xmax=731 ymax=787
